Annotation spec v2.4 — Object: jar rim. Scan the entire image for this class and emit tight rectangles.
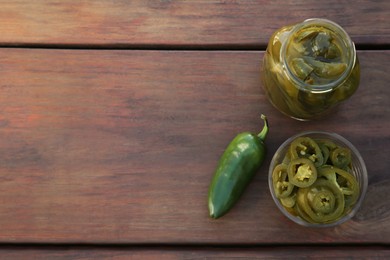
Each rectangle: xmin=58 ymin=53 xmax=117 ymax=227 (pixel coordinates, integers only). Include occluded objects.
xmin=281 ymin=18 xmax=356 ymax=93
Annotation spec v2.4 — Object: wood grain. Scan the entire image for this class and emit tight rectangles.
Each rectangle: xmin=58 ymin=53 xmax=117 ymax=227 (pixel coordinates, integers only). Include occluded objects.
xmin=0 ymin=0 xmax=389 ymax=47
xmin=0 ymin=49 xmax=389 ymax=244
xmin=1 ymin=246 xmax=389 ymax=259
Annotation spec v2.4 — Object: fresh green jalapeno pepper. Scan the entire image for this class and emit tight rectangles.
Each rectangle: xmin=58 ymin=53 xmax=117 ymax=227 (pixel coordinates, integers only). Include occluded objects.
xmin=288 ymin=158 xmax=317 ymax=188
xmin=208 ymin=115 xmax=269 ymax=219
xmin=289 ymin=137 xmax=324 ymax=167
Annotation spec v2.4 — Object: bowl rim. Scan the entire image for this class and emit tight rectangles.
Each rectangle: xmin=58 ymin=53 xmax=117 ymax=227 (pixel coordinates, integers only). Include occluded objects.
xmin=268 ymin=131 xmax=368 ymax=227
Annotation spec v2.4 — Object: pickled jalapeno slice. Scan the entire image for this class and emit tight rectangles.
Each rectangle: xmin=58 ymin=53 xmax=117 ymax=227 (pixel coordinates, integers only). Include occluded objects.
xmin=318 ymin=139 xmax=337 ymax=164
xmin=303 ymin=57 xmax=347 ymax=79
xmin=318 ymin=139 xmax=337 ymax=150
xmin=289 ymin=137 xmax=324 ymax=167
xmin=319 ymin=166 xmax=359 ymax=210
xmin=330 ymin=147 xmax=352 ymax=169
xmin=318 ymin=143 xmax=330 ymax=164
xmin=297 ymin=178 xmax=345 ymax=223
xmin=294 ymin=202 xmax=315 ymax=223
xmin=334 ymin=167 xmax=360 ymax=208
xmin=288 ymin=158 xmax=317 ymax=188
xmin=318 ymin=165 xmax=338 ymax=184
xmin=325 ymin=42 xmax=342 ymax=59
xmin=296 ymin=29 xmax=318 ymax=43
xmin=280 ymin=192 xmax=297 ymax=208
xmin=290 ymin=58 xmax=314 ymax=82
xmin=312 ymin=32 xmax=331 ymax=56
xmin=272 ymin=164 xmax=294 ymax=198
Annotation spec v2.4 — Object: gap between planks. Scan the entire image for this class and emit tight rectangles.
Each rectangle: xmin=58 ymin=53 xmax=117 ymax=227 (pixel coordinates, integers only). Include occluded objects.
xmin=0 ymin=43 xmax=389 ymax=51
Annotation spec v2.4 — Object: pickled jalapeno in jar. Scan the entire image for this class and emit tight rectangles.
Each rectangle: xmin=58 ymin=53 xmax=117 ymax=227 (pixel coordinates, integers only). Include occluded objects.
xmin=261 ymin=19 xmax=360 ymax=120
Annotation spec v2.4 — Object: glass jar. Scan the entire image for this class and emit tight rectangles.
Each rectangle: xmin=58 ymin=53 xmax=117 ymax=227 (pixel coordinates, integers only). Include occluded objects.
xmin=261 ymin=18 xmax=360 ymax=120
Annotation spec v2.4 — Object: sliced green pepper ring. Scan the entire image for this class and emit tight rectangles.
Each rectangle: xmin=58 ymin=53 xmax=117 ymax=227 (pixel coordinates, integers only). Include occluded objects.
xmin=287 ymin=158 xmax=317 ymax=188
xmin=318 ymin=166 xmax=360 ymax=209
xmin=280 ymin=192 xmax=297 ymax=208
xmin=297 ymin=178 xmax=345 ymax=223
xmin=318 ymin=139 xmax=337 ymax=151
xmin=330 ymin=147 xmax=352 ymax=169
xmin=294 ymin=202 xmax=315 ymax=223
xmin=334 ymin=167 xmax=360 ymax=208
xmin=289 ymin=137 xmax=324 ymax=167
xmin=318 ymin=143 xmax=330 ymax=165
xmin=317 ymin=139 xmax=337 ymax=164
xmin=272 ymin=164 xmax=294 ymax=198
xmin=318 ymin=165 xmax=338 ymax=184
xmin=281 ymin=151 xmax=291 ymax=165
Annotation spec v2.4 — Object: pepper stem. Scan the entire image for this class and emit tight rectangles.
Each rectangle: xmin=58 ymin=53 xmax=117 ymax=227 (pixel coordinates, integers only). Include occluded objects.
xmin=257 ymin=114 xmax=269 ymax=141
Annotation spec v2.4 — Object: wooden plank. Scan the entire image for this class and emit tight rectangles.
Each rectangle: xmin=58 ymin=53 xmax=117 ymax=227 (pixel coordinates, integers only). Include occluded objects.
xmin=0 ymin=246 xmax=389 ymax=259
xmin=0 ymin=0 xmax=389 ymax=46
xmin=0 ymin=49 xmax=389 ymax=244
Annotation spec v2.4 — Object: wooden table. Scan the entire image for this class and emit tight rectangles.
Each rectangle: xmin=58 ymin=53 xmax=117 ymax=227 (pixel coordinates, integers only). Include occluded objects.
xmin=1 ymin=1 xmax=389 ymax=258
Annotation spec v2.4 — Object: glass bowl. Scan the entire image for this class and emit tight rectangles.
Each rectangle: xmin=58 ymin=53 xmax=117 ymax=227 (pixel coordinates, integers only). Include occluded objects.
xmin=268 ymin=131 xmax=368 ymax=227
